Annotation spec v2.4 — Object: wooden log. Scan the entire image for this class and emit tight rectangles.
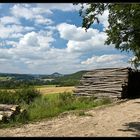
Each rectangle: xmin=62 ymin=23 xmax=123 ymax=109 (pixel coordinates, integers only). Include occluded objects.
xmin=83 ymin=75 xmax=128 ymax=78
xmin=80 ymin=81 xmax=125 ymax=85
xmin=81 ymin=77 xmax=128 ymax=81
xmin=75 ymin=89 xmax=122 ymax=94
xmin=0 ymin=104 xmax=22 ymax=122
xmin=86 ymin=68 xmax=129 ymax=73
xmin=0 ymin=110 xmax=14 ymax=118
xmin=0 ymin=114 xmax=6 ymax=121
xmin=80 ymin=78 xmax=128 ymax=83
xmin=74 ymin=67 xmax=131 ymax=99
xmin=0 ymin=104 xmax=20 ymax=112
xmin=75 ymin=87 xmax=122 ymax=91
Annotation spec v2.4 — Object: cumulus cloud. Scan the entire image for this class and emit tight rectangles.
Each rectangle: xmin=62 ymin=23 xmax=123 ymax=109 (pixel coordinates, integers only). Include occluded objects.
xmin=0 ymin=16 xmax=20 ymax=25
xmin=97 ymin=10 xmax=109 ymax=29
xmin=36 ymin=3 xmax=81 ymax=12
xmin=34 ymin=15 xmax=54 ymax=25
xmin=0 ymin=24 xmax=35 ymax=39
xmin=10 ymin=4 xmax=53 ymax=25
xmin=57 ymin=23 xmax=112 ymax=53
xmin=57 ymin=23 xmax=99 ymax=41
xmin=0 ymin=41 xmax=18 ymax=48
xmin=80 ymin=54 xmax=130 ymax=70
xmin=24 ymin=31 xmax=54 ymax=48
xmin=0 ymin=4 xmax=131 ymax=74
xmin=81 ymin=54 xmax=127 ymax=65
xmin=11 ymin=4 xmax=34 ymax=19
xmin=0 ymin=48 xmax=13 ymax=60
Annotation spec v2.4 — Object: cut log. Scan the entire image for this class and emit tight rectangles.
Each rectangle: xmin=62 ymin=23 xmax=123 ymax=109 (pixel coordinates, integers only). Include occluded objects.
xmin=0 ymin=104 xmax=20 ymax=112
xmin=74 ymin=67 xmax=130 ymax=98
xmin=0 ymin=104 xmax=23 ymax=122
xmin=0 ymin=111 xmax=13 ymax=118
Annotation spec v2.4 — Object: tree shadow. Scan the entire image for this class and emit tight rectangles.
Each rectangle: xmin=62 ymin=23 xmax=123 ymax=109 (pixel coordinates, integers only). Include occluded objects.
xmin=118 ymin=122 xmax=140 ymax=137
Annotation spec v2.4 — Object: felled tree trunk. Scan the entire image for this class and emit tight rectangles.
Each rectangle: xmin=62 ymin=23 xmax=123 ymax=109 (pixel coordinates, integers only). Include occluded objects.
xmin=0 ymin=104 xmax=21 ymax=121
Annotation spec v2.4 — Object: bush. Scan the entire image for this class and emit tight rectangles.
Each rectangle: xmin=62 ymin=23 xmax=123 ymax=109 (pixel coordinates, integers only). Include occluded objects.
xmin=15 ymin=87 xmax=41 ymax=104
xmin=0 ymin=87 xmax=40 ymax=104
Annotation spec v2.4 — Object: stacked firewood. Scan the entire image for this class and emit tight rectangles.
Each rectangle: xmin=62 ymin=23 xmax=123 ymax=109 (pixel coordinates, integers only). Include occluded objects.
xmin=0 ymin=104 xmax=25 ymax=122
xmin=74 ymin=67 xmax=130 ymax=99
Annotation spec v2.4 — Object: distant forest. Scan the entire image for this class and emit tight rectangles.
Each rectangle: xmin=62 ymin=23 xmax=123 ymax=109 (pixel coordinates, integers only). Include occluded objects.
xmin=0 ymin=71 xmax=87 ymax=89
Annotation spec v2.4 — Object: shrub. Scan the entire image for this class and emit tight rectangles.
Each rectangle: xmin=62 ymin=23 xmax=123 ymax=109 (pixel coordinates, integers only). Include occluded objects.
xmin=15 ymin=87 xmax=41 ymax=104
xmin=0 ymin=87 xmax=40 ymax=104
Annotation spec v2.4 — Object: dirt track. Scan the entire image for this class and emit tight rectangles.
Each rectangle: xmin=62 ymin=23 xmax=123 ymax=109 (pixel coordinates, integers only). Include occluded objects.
xmin=0 ymin=98 xmax=140 ymax=137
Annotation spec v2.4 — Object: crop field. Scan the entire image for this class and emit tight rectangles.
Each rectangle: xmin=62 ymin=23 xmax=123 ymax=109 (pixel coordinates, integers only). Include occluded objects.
xmin=37 ymin=86 xmax=75 ymax=95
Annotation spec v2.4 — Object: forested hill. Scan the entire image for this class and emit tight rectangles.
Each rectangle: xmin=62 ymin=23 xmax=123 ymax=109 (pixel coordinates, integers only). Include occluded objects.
xmin=0 ymin=70 xmax=87 ymax=88
xmin=51 ymin=70 xmax=87 ymax=86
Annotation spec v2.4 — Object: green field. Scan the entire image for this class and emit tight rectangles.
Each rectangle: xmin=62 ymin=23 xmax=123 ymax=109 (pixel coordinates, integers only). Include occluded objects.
xmin=0 ymin=87 xmax=112 ymax=128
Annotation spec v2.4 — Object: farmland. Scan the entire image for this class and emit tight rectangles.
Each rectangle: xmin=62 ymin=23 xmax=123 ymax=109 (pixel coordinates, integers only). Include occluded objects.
xmin=0 ymin=70 xmax=112 ymax=130
xmin=37 ymin=85 xmax=75 ymax=95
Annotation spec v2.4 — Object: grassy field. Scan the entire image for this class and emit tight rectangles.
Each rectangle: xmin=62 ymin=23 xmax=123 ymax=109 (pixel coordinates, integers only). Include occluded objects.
xmin=0 ymin=85 xmax=75 ymax=94
xmin=0 ymin=85 xmax=113 ymax=129
xmin=37 ymin=86 xmax=75 ymax=95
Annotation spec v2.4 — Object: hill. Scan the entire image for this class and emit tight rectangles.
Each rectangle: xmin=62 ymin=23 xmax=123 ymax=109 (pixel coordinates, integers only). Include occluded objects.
xmin=52 ymin=70 xmax=87 ymax=86
xmin=0 ymin=70 xmax=87 ymax=88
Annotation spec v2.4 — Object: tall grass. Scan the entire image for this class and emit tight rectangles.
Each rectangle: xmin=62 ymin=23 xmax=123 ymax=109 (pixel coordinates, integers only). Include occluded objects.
xmin=0 ymin=91 xmax=112 ymax=128
xmin=27 ymin=92 xmax=112 ymax=121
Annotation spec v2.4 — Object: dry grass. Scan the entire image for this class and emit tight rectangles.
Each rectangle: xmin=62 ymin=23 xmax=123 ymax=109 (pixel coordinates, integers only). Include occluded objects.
xmin=0 ymin=86 xmax=75 ymax=95
xmin=37 ymin=86 xmax=75 ymax=95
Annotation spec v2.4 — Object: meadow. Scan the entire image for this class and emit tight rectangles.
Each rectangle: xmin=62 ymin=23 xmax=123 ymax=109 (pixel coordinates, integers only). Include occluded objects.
xmin=0 ymin=85 xmax=112 ymax=128
xmin=37 ymin=85 xmax=75 ymax=94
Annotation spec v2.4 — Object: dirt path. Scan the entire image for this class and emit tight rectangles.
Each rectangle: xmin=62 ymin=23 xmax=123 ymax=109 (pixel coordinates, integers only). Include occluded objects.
xmin=0 ymin=98 xmax=140 ymax=137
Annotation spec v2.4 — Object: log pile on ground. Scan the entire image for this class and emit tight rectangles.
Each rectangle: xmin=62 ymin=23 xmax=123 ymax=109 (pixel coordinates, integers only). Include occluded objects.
xmin=73 ymin=67 xmax=131 ymax=99
xmin=0 ymin=104 xmax=23 ymax=122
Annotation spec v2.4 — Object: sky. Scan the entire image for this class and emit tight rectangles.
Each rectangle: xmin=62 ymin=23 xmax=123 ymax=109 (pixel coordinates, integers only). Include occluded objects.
xmin=0 ymin=3 xmax=134 ymax=74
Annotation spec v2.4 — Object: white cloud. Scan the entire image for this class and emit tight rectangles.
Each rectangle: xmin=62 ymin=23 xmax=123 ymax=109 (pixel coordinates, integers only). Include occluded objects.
xmin=31 ymin=6 xmax=52 ymax=15
xmin=18 ymin=31 xmax=54 ymax=48
xmin=57 ymin=23 xmax=112 ymax=53
xmin=10 ymin=31 xmax=55 ymax=60
xmin=10 ymin=4 xmax=54 ymax=26
xmin=57 ymin=23 xmax=99 ymax=41
xmin=81 ymin=54 xmax=127 ymax=65
xmin=0 ymin=5 xmax=131 ymax=74
xmin=34 ymin=15 xmax=53 ymax=25
xmin=98 ymin=10 xmax=109 ymax=29
xmin=0 ymin=16 xmax=20 ymax=25
xmin=80 ymin=54 xmax=130 ymax=70
xmin=0 ymin=24 xmax=35 ymax=39
xmin=36 ymin=3 xmax=81 ymax=12
xmin=11 ymin=4 xmax=34 ymax=19
xmin=0 ymin=29 xmax=83 ymax=74
xmin=0 ymin=40 xmax=18 ymax=48
xmin=19 ymin=31 xmax=39 ymax=47
xmin=0 ymin=48 xmax=13 ymax=60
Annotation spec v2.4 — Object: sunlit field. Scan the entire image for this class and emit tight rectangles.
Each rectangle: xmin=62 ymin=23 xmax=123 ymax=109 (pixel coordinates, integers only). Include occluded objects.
xmin=37 ymin=86 xmax=75 ymax=95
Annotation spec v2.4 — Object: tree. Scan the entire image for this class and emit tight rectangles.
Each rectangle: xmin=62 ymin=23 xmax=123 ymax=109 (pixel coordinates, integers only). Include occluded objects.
xmin=76 ymin=3 xmax=140 ymax=69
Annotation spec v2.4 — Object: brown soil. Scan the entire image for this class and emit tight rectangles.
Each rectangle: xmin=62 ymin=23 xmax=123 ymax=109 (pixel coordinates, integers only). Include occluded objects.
xmin=0 ymin=98 xmax=140 ymax=137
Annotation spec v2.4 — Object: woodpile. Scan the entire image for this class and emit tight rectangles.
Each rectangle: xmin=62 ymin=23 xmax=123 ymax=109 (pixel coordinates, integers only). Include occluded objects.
xmin=73 ymin=67 xmax=131 ymax=99
xmin=0 ymin=104 xmax=23 ymax=122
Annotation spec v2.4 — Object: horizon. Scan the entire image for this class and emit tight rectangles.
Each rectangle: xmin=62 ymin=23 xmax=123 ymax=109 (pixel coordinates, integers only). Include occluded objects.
xmin=0 ymin=67 xmax=134 ymax=75
xmin=0 ymin=3 xmax=133 ymax=74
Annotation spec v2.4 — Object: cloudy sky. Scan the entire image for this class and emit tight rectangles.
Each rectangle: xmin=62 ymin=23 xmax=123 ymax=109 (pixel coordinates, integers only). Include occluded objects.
xmin=0 ymin=3 xmax=133 ymax=74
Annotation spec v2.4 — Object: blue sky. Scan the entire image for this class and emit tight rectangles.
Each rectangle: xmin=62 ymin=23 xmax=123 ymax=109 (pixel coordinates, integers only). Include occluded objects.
xmin=0 ymin=3 xmax=133 ymax=74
